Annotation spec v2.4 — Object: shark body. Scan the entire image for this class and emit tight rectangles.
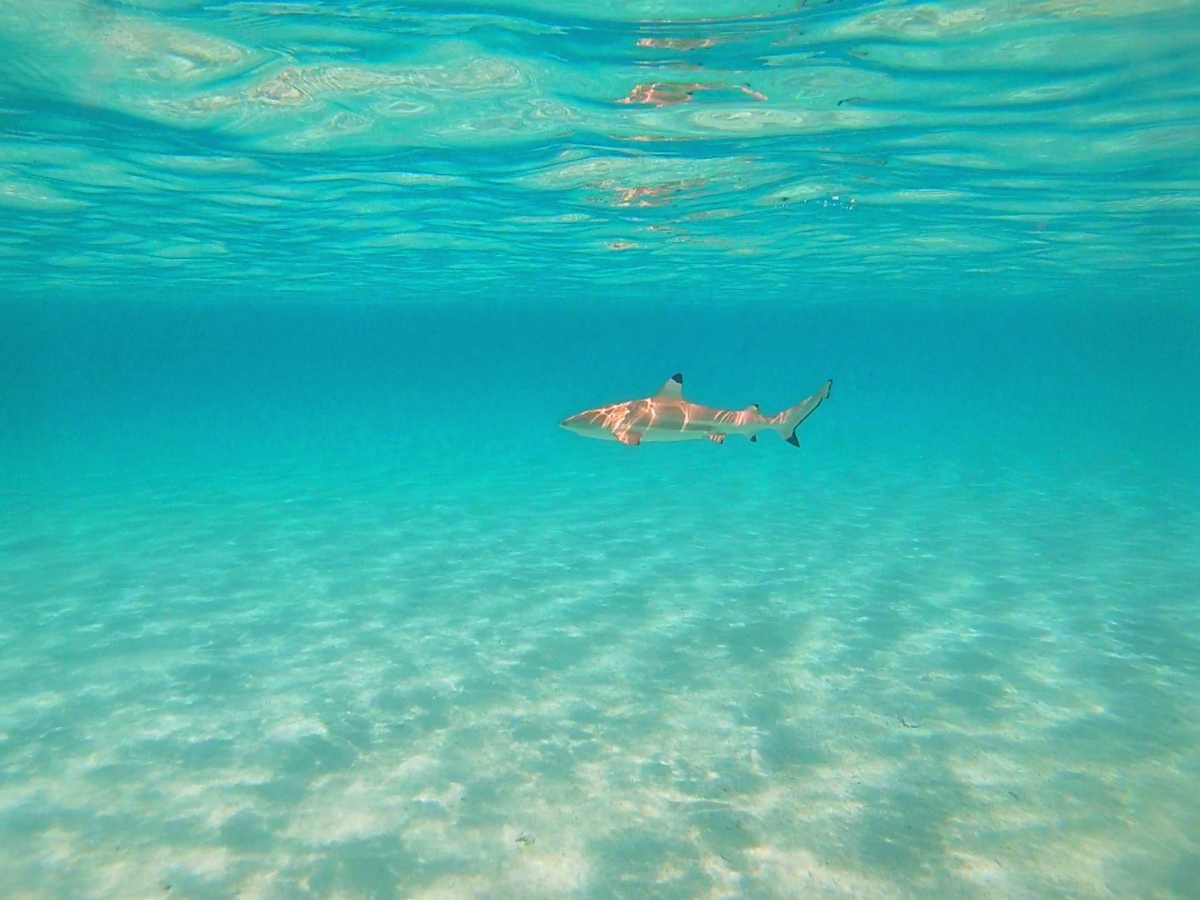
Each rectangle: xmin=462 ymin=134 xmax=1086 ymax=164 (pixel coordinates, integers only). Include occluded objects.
xmin=560 ymin=374 xmax=832 ymax=447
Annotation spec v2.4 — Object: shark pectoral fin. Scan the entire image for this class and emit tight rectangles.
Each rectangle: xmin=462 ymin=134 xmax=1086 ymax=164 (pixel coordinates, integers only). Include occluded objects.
xmin=615 ymin=430 xmax=642 ymax=446
xmin=706 ymin=434 xmax=726 ymax=444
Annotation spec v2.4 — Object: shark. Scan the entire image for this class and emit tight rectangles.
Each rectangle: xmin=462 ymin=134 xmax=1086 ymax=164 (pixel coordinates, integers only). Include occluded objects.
xmin=560 ymin=374 xmax=832 ymax=447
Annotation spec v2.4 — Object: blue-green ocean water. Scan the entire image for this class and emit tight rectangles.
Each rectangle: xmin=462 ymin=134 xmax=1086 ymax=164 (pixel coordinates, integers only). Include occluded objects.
xmin=3 ymin=1 xmax=1200 ymax=898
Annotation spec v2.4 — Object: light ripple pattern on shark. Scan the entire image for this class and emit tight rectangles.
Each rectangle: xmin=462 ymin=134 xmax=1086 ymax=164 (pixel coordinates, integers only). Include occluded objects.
xmin=560 ymin=373 xmax=832 ymax=447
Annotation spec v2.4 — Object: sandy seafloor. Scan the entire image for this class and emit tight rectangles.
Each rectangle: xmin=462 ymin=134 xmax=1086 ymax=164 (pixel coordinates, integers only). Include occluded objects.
xmin=3 ymin=430 xmax=1198 ymax=900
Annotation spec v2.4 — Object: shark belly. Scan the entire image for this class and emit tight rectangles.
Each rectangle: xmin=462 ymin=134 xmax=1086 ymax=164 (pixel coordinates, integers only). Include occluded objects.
xmin=634 ymin=427 xmax=713 ymax=442
xmin=625 ymin=406 xmax=715 ymax=442
xmin=633 ymin=411 xmax=745 ymax=442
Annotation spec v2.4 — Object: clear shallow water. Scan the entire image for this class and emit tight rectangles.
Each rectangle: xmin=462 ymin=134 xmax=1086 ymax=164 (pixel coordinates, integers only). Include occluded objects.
xmin=4 ymin=301 xmax=1200 ymax=898
xmin=3 ymin=1 xmax=1200 ymax=898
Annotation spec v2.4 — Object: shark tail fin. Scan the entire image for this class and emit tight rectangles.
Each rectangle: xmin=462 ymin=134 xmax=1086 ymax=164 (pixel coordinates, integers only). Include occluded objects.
xmin=772 ymin=379 xmax=832 ymax=447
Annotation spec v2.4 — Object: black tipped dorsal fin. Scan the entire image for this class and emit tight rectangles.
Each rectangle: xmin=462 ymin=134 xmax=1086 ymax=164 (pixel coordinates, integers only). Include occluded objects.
xmin=654 ymin=373 xmax=684 ymax=401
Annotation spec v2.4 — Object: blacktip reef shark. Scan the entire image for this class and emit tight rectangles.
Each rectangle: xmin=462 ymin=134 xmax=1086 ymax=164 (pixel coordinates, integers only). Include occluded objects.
xmin=560 ymin=374 xmax=832 ymax=447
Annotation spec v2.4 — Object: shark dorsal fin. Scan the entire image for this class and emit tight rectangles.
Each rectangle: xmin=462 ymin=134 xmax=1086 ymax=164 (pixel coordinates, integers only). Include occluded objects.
xmin=654 ymin=373 xmax=684 ymax=401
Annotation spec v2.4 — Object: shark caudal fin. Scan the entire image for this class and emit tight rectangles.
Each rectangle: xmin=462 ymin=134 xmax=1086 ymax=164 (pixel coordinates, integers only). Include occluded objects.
xmin=772 ymin=379 xmax=832 ymax=447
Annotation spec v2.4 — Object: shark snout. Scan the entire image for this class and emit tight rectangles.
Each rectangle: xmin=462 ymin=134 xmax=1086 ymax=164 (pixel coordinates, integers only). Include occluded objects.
xmin=560 ymin=409 xmax=591 ymax=426
xmin=560 ymin=411 xmax=602 ymax=435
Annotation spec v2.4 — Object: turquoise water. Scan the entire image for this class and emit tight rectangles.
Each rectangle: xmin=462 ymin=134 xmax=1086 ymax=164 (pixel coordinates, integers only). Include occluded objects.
xmin=3 ymin=2 xmax=1200 ymax=899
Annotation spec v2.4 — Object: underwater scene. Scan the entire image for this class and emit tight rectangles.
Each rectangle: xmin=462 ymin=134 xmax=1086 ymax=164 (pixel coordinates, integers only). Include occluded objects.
xmin=2 ymin=0 xmax=1200 ymax=897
